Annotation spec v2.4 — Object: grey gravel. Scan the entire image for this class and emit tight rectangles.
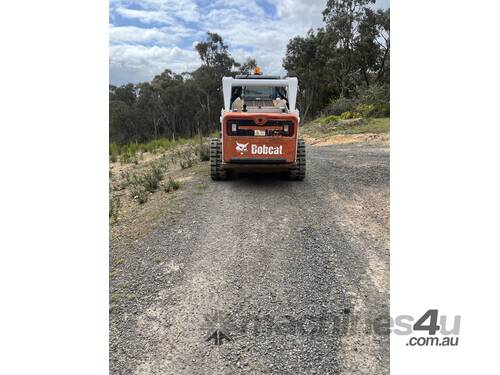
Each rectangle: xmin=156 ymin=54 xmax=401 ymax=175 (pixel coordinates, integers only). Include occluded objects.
xmin=110 ymin=142 xmax=390 ymax=374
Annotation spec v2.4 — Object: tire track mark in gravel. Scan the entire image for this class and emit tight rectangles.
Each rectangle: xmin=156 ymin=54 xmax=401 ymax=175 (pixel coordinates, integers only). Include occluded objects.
xmin=109 ymin=143 xmax=390 ymax=375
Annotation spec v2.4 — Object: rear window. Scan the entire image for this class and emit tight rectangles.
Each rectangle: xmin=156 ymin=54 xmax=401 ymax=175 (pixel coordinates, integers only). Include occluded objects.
xmin=242 ymin=86 xmax=276 ymax=100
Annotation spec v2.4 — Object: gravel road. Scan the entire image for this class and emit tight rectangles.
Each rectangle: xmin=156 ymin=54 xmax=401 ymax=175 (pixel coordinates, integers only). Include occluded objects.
xmin=110 ymin=142 xmax=390 ymax=374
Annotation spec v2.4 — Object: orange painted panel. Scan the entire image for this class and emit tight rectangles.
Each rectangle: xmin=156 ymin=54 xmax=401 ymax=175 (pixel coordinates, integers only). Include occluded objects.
xmin=221 ymin=113 xmax=299 ymax=163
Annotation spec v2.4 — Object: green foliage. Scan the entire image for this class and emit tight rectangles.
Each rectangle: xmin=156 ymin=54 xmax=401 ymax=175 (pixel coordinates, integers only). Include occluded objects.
xmin=356 ymin=84 xmax=390 ymax=116
xmin=170 ymin=147 xmax=198 ymax=169
xmin=318 ymin=115 xmax=341 ymax=123
xmin=151 ymin=163 xmax=165 ymax=181
xmin=163 ymin=177 xmax=180 ymax=192
xmin=237 ymin=58 xmax=258 ymax=74
xmin=355 ymin=103 xmax=376 ymax=117
xmin=109 ymin=196 xmax=121 ymax=222
xmin=327 ymin=84 xmax=389 ymax=118
xmin=195 ymin=142 xmax=210 ymax=161
xmin=340 ymin=111 xmax=363 ymax=120
xmin=329 ymin=97 xmax=356 ymax=115
xmin=130 ymin=184 xmax=148 ymax=204
xmin=143 ymin=171 xmax=160 ymax=193
xmin=284 ymin=4 xmax=390 ymax=120
xmin=179 ymin=155 xmax=195 ymax=169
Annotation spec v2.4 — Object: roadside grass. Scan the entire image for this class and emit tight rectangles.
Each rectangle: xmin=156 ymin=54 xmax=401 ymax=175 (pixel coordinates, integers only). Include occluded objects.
xmin=110 ymin=137 xmax=191 ymax=160
xmin=109 ymin=134 xmax=210 ymax=229
xmin=301 ymin=116 xmax=389 ymax=140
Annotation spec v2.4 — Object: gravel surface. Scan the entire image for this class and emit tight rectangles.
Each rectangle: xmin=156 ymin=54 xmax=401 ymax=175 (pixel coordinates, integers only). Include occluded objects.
xmin=110 ymin=142 xmax=390 ymax=374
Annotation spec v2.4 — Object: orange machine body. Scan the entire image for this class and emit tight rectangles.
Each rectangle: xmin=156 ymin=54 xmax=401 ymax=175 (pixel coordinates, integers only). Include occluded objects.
xmin=221 ymin=112 xmax=299 ymax=171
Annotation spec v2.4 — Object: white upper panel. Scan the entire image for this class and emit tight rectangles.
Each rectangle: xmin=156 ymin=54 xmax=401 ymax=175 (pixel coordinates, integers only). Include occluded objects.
xmin=222 ymin=77 xmax=298 ymax=114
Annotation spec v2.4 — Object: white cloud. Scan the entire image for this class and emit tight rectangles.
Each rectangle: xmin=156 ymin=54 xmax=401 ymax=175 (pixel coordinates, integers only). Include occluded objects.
xmin=109 ymin=25 xmax=176 ymax=44
xmin=270 ymin=0 xmax=325 ymax=28
xmin=115 ymin=8 xmax=175 ymax=24
xmin=112 ymin=0 xmax=199 ymax=23
xmin=210 ymin=0 xmax=266 ymax=17
xmin=110 ymin=45 xmax=200 ymax=83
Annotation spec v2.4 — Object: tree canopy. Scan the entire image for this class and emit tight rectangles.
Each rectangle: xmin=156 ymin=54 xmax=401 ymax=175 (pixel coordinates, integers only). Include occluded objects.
xmin=284 ymin=1 xmax=390 ymax=119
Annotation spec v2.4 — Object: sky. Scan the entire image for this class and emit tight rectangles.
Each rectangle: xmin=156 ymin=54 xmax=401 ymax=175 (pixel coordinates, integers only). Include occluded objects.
xmin=109 ymin=0 xmax=390 ymax=85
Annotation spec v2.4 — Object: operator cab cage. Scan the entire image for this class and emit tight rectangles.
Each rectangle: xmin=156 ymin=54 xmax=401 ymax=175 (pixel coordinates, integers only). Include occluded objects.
xmin=222 ymin=75 xmax=299 ymax=117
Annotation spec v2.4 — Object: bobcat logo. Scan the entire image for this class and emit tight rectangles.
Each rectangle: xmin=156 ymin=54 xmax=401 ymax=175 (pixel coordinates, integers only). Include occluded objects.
xmin=235 ymin=142 xmax=249 ymax=154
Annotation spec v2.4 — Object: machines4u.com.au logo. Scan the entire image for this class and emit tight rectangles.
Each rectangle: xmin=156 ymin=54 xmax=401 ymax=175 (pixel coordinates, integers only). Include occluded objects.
xmin=393 ymin=309 xmax=461 ymax=347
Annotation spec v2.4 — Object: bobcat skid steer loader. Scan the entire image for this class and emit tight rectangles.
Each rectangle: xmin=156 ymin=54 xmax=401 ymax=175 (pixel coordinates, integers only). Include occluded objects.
xmin=211 ymin=68 xmax=305 ymax=180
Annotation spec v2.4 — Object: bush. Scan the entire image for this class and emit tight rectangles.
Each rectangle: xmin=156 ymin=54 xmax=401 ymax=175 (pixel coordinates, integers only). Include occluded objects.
xmin=170 ymin=178 xmax=180 ymax=191
xmin=195 ymin=142 xmax=210 ymax=161
xmin=127 ymin=173 xmax=143 ymax=186
xmin=180 ymin=157 xmax=194 ymax=169
xmin=340 ymin=111 xmax=362 ymax=120
xmin=376 ymin=103 xmax=390 ymax=117
xmin=318 ymin=114 xmax=341 ymax=124
xmin=120 ymin=152 xmax=131 ymax=164
xmin=109 ymin=196 xmax=121 ymax=222
xmin=151 ymin=163 xmax=165 ymax=181
xmin=143 ymin=171 xmax=160 ymax=193
xmin=324 ymin=84 xmax=389 ymax=119
xmin=356 ymin=84 xmax=390 ymax=117
xmin=177 ymin=149 xmax=196 ymax=169
xmin=329 ymin=96 xmax=356 ymax=115
xmin=163 ymin=177 xmax=180 ymax=192
xmin=130 ymin=185 xmax=148 ymax=204
xmin=355 ymin=103 xmax=376 ymax=117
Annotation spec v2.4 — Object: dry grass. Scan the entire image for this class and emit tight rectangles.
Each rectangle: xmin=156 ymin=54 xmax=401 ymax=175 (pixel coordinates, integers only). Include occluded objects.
xmin=109 ymin=136 xmax=210 ymax=248
xmin=301 ymin=117 xmax=390 ymax=145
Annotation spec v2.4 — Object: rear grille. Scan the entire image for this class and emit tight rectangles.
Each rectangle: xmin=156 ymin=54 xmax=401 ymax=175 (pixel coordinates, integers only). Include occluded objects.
xmin=227 ymin=119 xmax=294 ymax=137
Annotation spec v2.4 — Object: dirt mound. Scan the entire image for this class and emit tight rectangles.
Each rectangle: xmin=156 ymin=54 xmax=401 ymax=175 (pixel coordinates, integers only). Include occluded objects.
xmin=303 ymin=133 xmax=389 ymax=146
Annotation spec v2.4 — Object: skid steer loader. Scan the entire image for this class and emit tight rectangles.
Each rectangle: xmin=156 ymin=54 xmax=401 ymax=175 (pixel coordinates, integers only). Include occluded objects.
xmin=210 ymin=68 xmax=305 ymax=180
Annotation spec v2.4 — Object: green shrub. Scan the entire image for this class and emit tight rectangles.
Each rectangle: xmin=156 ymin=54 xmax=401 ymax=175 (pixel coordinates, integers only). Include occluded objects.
xmin=109 ymin=196 xmax=121 ymax=222
xmin=180 ymin=157 xmax=194 ymax=169
xmin=355 ymin=103 xmax=376 ymax=117
xmin=127 ymin=172 xmax=142 ymax=186
xmin=340 ymin=111 xmax=363 ymax=120
xmin=163 ymin=177 xmax=180 ymax=192
xmin=170 ymin=178 xmax=180 ymax=191
xmin=375 ymin=103 xmax=390 ymax=117
xmin=130 ymin=185 xmax=148 ymax=204
xmin=195 ymin=142 xmax=210 ymax=161
xmin=356 ymin=84 xmax=390 ymax=117
xmin=143 ymin=171 xmax=160 ymax=193
xmin=120 ymin=152 xmax=131 ymax=164
xmin=329 ymin=96 xmax=356 ymax=115
xmin=175 ymin=149 xmax=196 ymax=169
xmin=151 ymin=163 xmax=165 ymax=181
xmin=318 ymin=114 xmax=341 ymax=124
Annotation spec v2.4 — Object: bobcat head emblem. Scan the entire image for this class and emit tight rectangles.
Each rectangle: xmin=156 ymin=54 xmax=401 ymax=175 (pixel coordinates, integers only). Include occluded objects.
xmin=236 ymin=142 xmax=248 ymax=154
